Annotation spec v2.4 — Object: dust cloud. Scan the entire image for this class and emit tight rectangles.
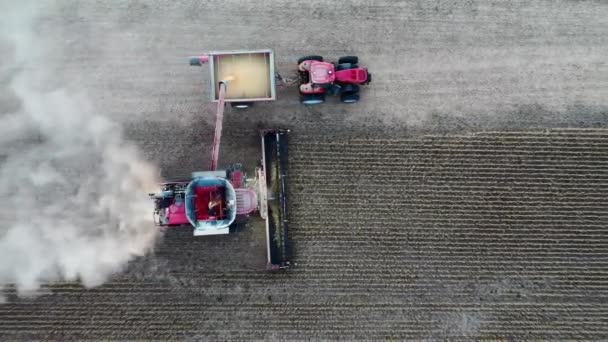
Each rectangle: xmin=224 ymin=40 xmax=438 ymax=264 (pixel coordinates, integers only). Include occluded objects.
xmin=0 ymin=1 xmax=161 ymax=299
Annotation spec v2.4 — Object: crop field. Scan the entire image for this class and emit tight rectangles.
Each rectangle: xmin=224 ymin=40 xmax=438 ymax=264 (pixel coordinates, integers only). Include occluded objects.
xmin=1 ymin=0 xmax=607 ymax=341
xmin=1 ymin=129 xmax=608 ymax=340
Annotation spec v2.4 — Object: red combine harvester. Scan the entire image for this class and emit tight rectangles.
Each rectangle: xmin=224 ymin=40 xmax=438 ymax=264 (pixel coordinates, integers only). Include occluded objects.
xmin=298 ymin=55 xmax=372 ymax=105
xmin=148 ymin=50 xmax=290 ymax=271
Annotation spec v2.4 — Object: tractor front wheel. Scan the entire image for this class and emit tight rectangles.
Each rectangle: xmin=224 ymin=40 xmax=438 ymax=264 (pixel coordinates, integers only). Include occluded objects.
xmin=301 ymin=93 xmax=325 ymax=105
xmin=297 ymin=55 xmax=323 ymax=64
xmin=340 ymin=93 xmax=360 ymax=104
xmin=338 ymin=56 xmax=358 ymax=64
xmin=341 ymin=84 xmax=360 ymax=94
xmin=337 ymin=63 xmax=357 ymax=71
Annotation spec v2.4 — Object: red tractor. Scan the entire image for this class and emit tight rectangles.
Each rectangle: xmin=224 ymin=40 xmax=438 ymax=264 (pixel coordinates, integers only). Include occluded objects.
xmin=298 ymin=55 xmax=371 ymax=105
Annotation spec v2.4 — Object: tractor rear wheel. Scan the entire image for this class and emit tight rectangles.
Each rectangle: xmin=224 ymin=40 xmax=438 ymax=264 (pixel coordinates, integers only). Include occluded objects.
xmin=297 ymin=55 xmax=323 ymax=64
xmin=300 ymin=93 xmax=325 ymax=105
xmin=340 ymin=93 xmax=360 ymax=104
xmin=338 ymin=56 xmax=358 ymax=64
xmin=340 ymin=84 xmax=360 ymax=94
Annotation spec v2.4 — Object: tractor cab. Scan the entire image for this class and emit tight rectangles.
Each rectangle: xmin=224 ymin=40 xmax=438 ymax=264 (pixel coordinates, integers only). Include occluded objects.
xmin=307 ymin=61 xmax=336 ymax=84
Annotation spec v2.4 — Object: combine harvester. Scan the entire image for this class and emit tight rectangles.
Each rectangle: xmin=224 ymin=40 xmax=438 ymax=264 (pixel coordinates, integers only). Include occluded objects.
xmin=149 ymin=50 xmax=290 ymax=271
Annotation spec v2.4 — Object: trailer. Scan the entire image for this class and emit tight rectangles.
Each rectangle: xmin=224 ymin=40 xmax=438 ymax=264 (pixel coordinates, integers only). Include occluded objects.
xmin=150 ymin=49 xmax=291 ymax=271
xmin=190 ymin=49 xmax=276 ymax=109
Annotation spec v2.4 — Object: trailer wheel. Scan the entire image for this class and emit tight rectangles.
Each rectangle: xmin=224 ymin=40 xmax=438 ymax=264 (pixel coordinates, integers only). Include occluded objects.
xmin=338 ymin=56 xmax=358 ymax=64
xmin=340 ymin=93 xmax=360 ymax=104
xmin=297 ymin=55 xmax=323 ymax=64
xmin=231 ymin=102 xmax=253 ymax=109
xmin=300 ymin=94 xmax=325 ymax=105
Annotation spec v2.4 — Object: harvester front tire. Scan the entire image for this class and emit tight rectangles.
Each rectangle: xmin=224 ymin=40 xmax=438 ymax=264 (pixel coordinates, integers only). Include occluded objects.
xmin=297 ymin=55 xmax=323 ymax=64
xmin=338 ymin=56 xmax=358 ymax=64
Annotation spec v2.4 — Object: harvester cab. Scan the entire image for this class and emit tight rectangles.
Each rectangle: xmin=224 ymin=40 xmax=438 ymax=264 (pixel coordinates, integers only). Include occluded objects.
xmin=149 ymin=50 xmax=291 ymax=271
xmin=298 ymin=55 xmax=372 ymax=105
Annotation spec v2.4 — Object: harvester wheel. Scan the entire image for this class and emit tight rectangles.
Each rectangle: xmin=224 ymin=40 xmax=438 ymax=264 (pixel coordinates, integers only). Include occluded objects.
xmin=297 ymin=55 xmax=323 ymax=64
xmin=340 ymin=93 xmax=360 ymax=104
xmin=300 ymin=93 xmax=325 ymax=105
xmin=338 ymin=56 xmax=358 ymax=64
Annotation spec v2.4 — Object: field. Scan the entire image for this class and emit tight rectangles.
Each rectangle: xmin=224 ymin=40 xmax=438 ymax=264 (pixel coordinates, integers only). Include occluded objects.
xmin=2 ymin=129 xmax=608 ymax=340
xmin=1 ymin=0 xmax=608 ymax=341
